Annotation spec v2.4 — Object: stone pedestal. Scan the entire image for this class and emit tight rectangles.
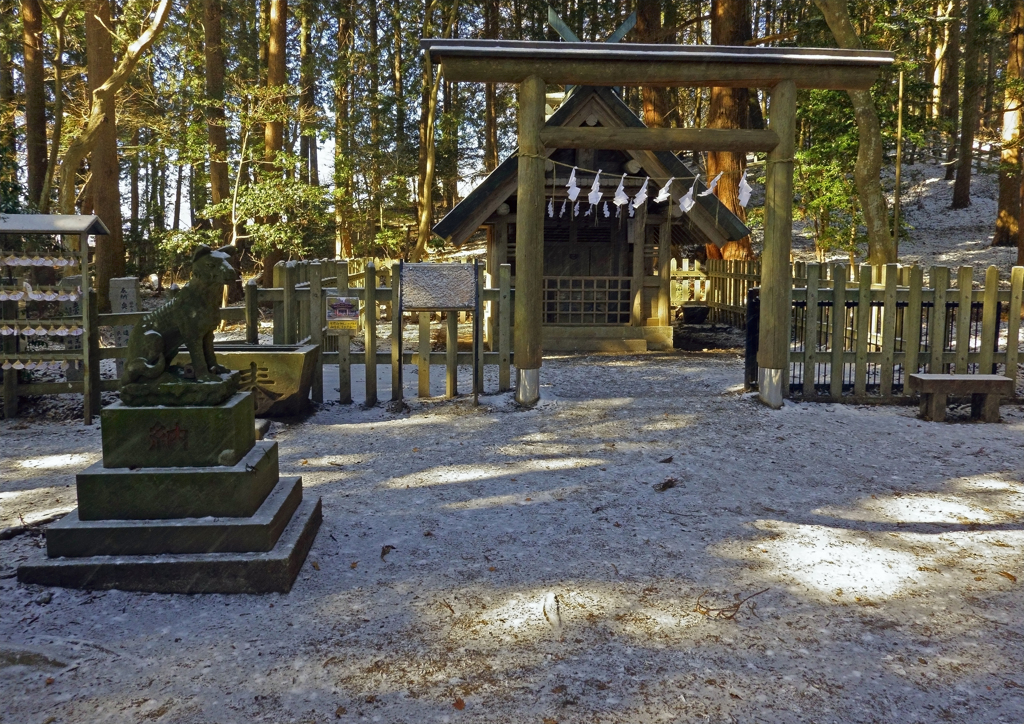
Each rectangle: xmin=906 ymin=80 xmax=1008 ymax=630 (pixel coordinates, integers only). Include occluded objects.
xmin=18 ymin=391 xmax=321 ymax=594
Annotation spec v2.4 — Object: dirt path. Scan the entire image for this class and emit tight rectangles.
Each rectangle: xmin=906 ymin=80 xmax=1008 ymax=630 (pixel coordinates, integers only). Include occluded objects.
xmin=2 ymin=352 xmax=1023 ymax=723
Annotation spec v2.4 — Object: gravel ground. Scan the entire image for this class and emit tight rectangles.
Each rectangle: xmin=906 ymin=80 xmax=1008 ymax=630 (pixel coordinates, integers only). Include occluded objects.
xmin=3 ymin=352 xmax=1024 ymax=724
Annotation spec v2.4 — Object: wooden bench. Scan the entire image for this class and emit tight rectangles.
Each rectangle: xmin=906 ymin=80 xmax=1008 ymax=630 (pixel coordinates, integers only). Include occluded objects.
xmin=907 ymin=373 xmax=1014 ymax=422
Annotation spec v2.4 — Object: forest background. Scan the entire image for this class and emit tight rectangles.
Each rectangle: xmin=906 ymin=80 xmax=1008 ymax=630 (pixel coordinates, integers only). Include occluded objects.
xmin=1 ymin=0 xmax=1023 ymax=310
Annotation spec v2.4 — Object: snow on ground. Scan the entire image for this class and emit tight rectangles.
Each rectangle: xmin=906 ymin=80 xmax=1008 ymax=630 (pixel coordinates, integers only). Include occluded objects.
xmin=793 ymin=162 xmax=1021 ymax=274
xmin=3 ymin=352 xmax=1024 ymax=723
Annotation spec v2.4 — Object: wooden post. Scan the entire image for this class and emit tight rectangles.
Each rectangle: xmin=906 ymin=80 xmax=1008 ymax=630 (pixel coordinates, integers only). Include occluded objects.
xmin=245 ymin=278 xmax=259 ymax=344
xmin=1007 ymin=266 xmax=1024 ymax=380
xmin=338 ymin=260 xmax=352 ymax=404
xmin=391 ymin=265 xmax=403 ymax=401
xmin=929 ymin=266 xmax=949 ymax=374
xmin=2 ymin=297 xmax=16 ymax=419
xmin=364 ymin=261 xmax=377 ymax=406
xmin=418 ymin=312 xmax=430 ymax=397
xmin=854 ymin=265 xmax=871 ymax=396
xmin=514 ymin=74 xmax=546 ymax=405
xmin=475 ymin=262 xmax=485 ymax=396
xmin=880 ymin=263 xmax=898 ymax=397
xmin=630 ymin=202 xmax=648 ymax=326
xmin=298 ymin=263 xmax=309 ymax=343
xmin=802 ymin=263 xmax=820 ymax=397
xmin=309 ymin=262 xmax=323 ymax=404
xmin=980 ymin=265 xmax=999 ymax=374
xmin=272 ymin=261 xmax=285 ymax=345
xmin=85 ymin=289 xmax=100 ymax=424
xmin=955 ymin=266 xmax=973 ymax=374
xmin=484 ymin=272 xmax=495 ymax=352
xmin=499 ymin=263 xmax=512 ymax=392
xmin=446 ymin=311 xmax=458 ymax=398
xmin=285 ymin=261 xmax=300 ymax=344
xmin=658 ymin=218 xmax=672 ymax=325
xmin=893 ymin=69 xmax=904 ymax=254
xmin=829 ymin=263 xmax=847 ymax=401
xmin=905 ymin=265 xmax=924 ymax=384
xmin=757 ymin=79 xmax=796 ymax=408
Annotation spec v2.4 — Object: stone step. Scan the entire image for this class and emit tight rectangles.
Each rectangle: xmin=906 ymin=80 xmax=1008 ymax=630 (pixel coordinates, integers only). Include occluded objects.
xmin=77 ymin=441 xmax=279 ymax=521
xmin=48 ymin=476 xmax=302 ymax=558
xmin=18 ymin=495 xmax=322 ymax=594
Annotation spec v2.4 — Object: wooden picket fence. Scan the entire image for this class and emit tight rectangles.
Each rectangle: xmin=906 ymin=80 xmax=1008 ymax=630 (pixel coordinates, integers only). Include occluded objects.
xmin=784 ymin=262 xmax=1023 ymax=402
xmin=246 ymin=258 xmax=515 ymax=405
xmin=706 ymin=258 xmax=763 ymax=327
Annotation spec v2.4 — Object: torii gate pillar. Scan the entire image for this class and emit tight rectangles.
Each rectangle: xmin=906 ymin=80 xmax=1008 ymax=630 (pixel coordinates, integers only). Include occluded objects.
xmin=757 ymin=79 xmax=797 ymax=408
xmin=514 ymin=74 xmax=546 ymax=405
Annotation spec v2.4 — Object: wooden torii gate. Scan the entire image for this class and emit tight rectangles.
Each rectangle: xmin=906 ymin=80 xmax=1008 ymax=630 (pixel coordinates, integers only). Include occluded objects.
xmin=421 ymin=38 xmax=894 ymax=407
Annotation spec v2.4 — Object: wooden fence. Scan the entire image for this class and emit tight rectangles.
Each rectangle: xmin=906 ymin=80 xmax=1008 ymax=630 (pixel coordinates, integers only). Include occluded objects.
xmin=70 ymin=258 xmax=513 ymax=416
xmin=246 ymin=258 xmax=515 ymax=405
xmin=706 ymin=258 xmax=762 ymax=327
xmin=902 ymin=132 xmax=1002 ymax=173
xmin=670 ymin=259 xmax=709 ymax=307
xmin=781 ymin=263 xmax=1023 ymax=402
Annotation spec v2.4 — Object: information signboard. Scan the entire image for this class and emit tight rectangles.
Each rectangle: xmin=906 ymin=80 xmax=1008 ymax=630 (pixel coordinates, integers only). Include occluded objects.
xmin=326 ymin=296 xmax=359 ymax=330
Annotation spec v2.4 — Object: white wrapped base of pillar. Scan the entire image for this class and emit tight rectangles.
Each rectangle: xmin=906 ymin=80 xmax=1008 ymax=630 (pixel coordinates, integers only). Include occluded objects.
xmin=758 ymin=367 xmax=784 ymax=409
xmin=515 ymin=368 xmax=540 ymax=406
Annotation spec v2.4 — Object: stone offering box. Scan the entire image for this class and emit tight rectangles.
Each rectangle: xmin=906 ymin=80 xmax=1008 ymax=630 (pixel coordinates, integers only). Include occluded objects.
xmin=173 ymin=345 xmax=319 ymax=417
xmin=18 ymin=390 xmax=321 ymax=594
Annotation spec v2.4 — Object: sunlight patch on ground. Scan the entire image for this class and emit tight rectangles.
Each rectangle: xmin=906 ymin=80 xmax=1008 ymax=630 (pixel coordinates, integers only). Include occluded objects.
xmin=0 ymin=487 xmax=74 ymax=524
xmin=15 ymin=453 xmax=95 ymax=470
xmin=442 ymin=486 xmax=582 ymax=511
xmin=748 ymin=521 xmax=922 ymax=599
xmin=816 ymin=496 xmax=1001 ymax=525
xmin=381 ymin=457 xmax=604 ymax=489
xmin=813 ymin=474 xmax=1024 ymax=526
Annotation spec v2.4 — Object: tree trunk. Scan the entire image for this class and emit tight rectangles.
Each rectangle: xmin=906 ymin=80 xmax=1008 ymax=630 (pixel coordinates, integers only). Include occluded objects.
xmin=173 ymin=164 xmax=182 ymax=230
xmin=931 ymin=1 xmax=952 ymax=119
xmin=366 ymin=0 xmax=381 ymax=243
xmin=952 ymin=0 xmax=983 ymax=209
xmin=813 ymin=0 xmax=895 ymax=264
xmin=334 ymin=0 xmax=352 ymax=258
xmin=412 ymin=0 xmax=458 ymax=263
xmin=392 ymin=2 xmax=404 ymax=159
xmin=636 ymin=0 xmax=669 ymax=129
xmin=85 ymin=0 xmax=125 ymax=311
xmin=204 ymin=0 xmax=231 ymax=239
xmin=706 ymin=0 xmax=752 ymax=256
xmin=483 ymin=0 xmax=498 ymax=172
xmin=264 ymin=0 xmax=287 ymax=168
xmin=21 ymin=0 xmax=47 ymax=208
xmin=942 ymin=0 xmax=961 ymax=180
xmin=129 ymin=127 xmax=140 ymax=242
xmin=261 ymin=0 xmax=287 ymax=286
xmin=996 ymin=0 xmax=1024 ymax=246
xmin=38 ymin=3 xmax=68 ymax=214
xmin=0 ymin=17 xmax=17 ymax=210
xmin=299 ymin=2 xmax=318 ymax=186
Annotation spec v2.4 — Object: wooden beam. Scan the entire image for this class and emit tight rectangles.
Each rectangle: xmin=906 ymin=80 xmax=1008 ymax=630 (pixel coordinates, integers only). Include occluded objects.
xmin=514 ymin=75 xmax=546 ymax=396
xmin=539 ymin=127 xmax=779 ymax=152
xmin=434 ymin=57 xmax=882 ymax=91
xmin=422 ymin=40 xmax=894 ymax=91
xmin=757 ymin=79 xmax=796 ymax=408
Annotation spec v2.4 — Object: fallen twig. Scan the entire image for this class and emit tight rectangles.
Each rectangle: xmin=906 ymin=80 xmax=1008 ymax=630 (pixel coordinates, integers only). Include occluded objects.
xmin=0 ymin=514 xmax=64 ymax=541
xmin=694 ymin=588 xmax=769 ymax=621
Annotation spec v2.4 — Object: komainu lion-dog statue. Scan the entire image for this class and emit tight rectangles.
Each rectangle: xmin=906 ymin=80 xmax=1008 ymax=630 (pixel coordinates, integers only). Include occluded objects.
xmin=122 ymin=244 xmax=238 ymax=386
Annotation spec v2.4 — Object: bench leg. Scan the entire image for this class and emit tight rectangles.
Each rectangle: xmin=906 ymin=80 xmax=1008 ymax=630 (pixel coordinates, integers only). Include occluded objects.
xmin=972 ymin=393 xmax=1001 ymax=422
xmin=921 ymin=392 xmax=946 ymax=422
